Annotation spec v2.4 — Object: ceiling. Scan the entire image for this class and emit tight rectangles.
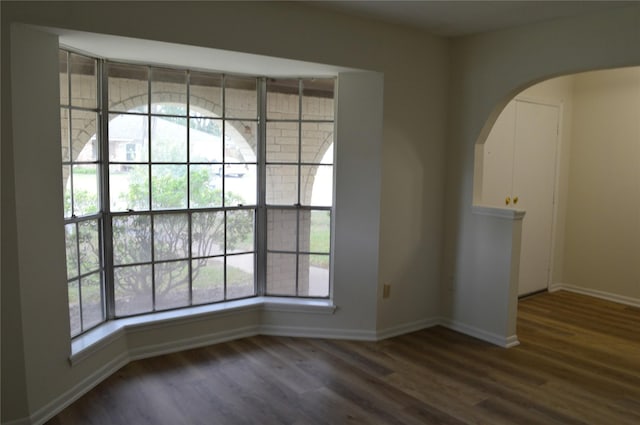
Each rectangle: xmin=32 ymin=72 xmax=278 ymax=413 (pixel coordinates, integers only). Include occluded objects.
xmin=314 ymin=1 xmax=636 ymax=37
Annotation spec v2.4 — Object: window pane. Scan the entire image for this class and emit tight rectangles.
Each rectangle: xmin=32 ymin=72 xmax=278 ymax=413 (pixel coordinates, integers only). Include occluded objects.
xmin=154 ymin=213 xmax=189 ymax=261
xmin=114 ymin=265 xmax=152 ymax=316
xmin=62 ymin=165 xmax=72 ymax=218
xmin=71 ymin=110 xmax=98 ymax=161
xmin=190 ymin=118 xmax=222 ymax=162
xmin=301 ymin=122 xmax=333 ymax=164
xmin=302 ymin=78 xmax=334 ymax=121
xmin=267 ymin=209 xmax=297 ymax=251
xmin=299 ymin=254 xmax=329 ymax=297
xmin=301 ymin=165 xmax=332 ymax=207
xmin=109 ymin=114 xmax=149 ymax=162
xmin=65 ymin=223 xmax=78 ymax=279
xmin=266 ymin=253 xmax=296 ymax=296
xmin=78 ymin=219 xmax=101 ymax=274
xmin=81 ymin=272 xmax=103 ymax=330
xmin=266 ymin=122 xmax=299 ymax=163
xmin=192 ymin=257 xmax=224 ymax=304
xmin=192 ymin=211 xmax=225 ymax=257
xmin=110 ymin=164 xmax=149 ymax=212
xmin=70 ymin=53 xmax=97 ymax=108
xmin=151 ymin=68 xmax=187 ymax=116
xmin=61 ymin=108 xmax=70 ymax=162
xmin=152 ymin=165 xmax=187 ymax=210
xmin=61 ymin=59 xmax=336 ymax=325
xmin=267 ymin=78 xmax=299 ymax=120
xmin=151 ymin=116 xmax=187 ymax=162
xmin=226 ymin=210 xmax=254 ymax=253
xmin=59 ymin=50 xmax=68 ymax=106
xmin=225 ymin=120 xmax=257 ymax=161
xmin=112 ymin=215 xmax=151 ymax=265
xmin=227 ymin=254 xmax=254 ymax=299
xmin=73 ymin=164 xmax=99 ymax=216
xmin=266 ymin=164 xmax=298 ymax=205
xmin=68 ymin=280 xmax=81 ymax=337
xmin=307 ymin=210 xmax=331 ymax=253
xmin=108 ymin=62 xmax=148 ymax=113
xmin=190 ymin=165 xmax=222 ymax=208
xmin=155 ymin=261 xmax=190 ymax=310
xmin=71 ymin=101 xmax=98 ymax=144
xmin=190 ymin=71 xmax=222 ymax=117
xmin=298 ymin=210 xmax=311 ymax=253
xmin=224 ymin=164 xmax=256 ymax=206
xmin=225 ymin=76 xmax=257 ymax=119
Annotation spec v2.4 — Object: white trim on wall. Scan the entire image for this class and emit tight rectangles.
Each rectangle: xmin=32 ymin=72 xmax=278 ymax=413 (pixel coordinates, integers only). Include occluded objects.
xmin=24 ymin=319 xmax=437 ymax=425
xmin=472 ymin=205 xmax=526 ymax=220
xmin=376 ymin=318 xmax=441 ymax=340
xmin=440 ymin=318 xmax=520 ymax=348
xmin=11 ymin=309 xmax=526 ymax=425
xmin=550 ymin=283 xmax=640 ymax=309
xmin=12 ymin=352 xmax=129 ymax=425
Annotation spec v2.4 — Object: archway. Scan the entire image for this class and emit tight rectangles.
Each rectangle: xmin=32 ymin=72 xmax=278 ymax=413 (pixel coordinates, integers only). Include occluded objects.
xmin=470 ymin=66 xmax=640 ymax=345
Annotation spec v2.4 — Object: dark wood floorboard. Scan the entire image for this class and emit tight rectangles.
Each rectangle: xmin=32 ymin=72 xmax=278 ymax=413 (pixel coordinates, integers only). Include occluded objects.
xmin=46 ymin=291 xmax=640 ymax=424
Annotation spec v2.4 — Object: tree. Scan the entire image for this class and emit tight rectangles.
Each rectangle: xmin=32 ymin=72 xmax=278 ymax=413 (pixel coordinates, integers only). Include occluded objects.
xmin=66 ymin=166 xmax=253 ymax=316
xmin=113 ymin=166 xmax=253 ymax=313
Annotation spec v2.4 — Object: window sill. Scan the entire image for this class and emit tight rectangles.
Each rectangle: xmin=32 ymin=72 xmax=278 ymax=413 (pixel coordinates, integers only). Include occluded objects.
xmin=70 ymin=297 xmax=336 ymax=366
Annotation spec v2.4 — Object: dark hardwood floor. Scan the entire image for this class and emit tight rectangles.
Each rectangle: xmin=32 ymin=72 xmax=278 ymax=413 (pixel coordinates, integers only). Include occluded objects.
xmin=47 ymin=291 xmax=640 ymax=424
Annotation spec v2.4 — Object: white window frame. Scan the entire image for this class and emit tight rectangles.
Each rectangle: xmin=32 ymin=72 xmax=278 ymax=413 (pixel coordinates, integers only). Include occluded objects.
xmin=61 ymin=49 xmax=336 ymax=340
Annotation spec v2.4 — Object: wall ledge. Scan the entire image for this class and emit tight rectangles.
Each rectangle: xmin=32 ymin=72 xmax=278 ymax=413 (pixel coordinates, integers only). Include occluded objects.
xmin=70 ymin=297 xmax=336 ymax=365
xmin=472 ymin=205 xmax=526 ymax=220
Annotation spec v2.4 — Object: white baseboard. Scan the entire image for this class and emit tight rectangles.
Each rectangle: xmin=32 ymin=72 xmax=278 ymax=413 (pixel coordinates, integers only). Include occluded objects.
xmin=128 ymin=325 xmax=261 ymax=361
xmin=7 ymin=315 xmax=519 ymax=425
xmin=550 ymin=283 xmax=640 ymax=309
xmin=26 ymin=352 xmax=129 ymax=425
xmin=376 ymin=318 xmax=440 ymax=340
xmin=259 ymin=324 xmax=378 ymax=341
xmin=439 ymin=318 xmax=520 ymax=348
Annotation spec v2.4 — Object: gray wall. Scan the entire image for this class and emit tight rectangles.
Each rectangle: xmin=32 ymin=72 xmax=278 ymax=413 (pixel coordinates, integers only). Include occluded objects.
xmin=2 ymin=2 xmax=448 ymax=423
xmin=444 ymin=5 xmax=640 ymax=345
xmin=563 ymin=67 xmax=640 ymax=300
xmin=5 ymin=2 xmax=640 ymax=424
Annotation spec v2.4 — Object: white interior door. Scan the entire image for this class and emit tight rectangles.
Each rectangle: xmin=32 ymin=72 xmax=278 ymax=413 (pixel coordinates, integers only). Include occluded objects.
xmin=513 ymin=100 xmax=559 ymax=296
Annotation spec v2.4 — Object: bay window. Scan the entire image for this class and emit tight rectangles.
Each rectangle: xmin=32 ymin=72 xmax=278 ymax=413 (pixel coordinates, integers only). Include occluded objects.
xmin=60 ymin=49 xmax=335 ymax=338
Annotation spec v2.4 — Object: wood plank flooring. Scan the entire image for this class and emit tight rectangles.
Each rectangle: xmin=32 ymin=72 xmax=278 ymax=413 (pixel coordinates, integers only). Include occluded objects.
xmin=47 ymin=291 xmax=640 ymax=424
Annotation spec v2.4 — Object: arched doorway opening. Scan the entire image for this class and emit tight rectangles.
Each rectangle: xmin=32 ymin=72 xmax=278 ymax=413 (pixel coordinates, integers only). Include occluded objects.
xmin=473 ymin=66 xmax=640 ymax=335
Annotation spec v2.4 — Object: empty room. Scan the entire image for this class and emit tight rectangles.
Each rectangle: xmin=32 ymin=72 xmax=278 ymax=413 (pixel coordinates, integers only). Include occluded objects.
xmin=2 ymin=1 xmax=639 ymax=424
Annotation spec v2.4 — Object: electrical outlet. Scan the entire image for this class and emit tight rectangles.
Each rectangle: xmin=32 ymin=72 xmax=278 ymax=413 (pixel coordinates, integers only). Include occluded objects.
xmin=383 ymin=283 xmax=391 ymax=299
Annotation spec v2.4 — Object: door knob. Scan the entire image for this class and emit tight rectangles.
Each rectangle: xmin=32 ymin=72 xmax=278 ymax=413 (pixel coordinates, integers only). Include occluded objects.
xmin=505 ymin=196 xmax=511 ymax=205
xmin=513 ymin=196 xmax=519 ymax=205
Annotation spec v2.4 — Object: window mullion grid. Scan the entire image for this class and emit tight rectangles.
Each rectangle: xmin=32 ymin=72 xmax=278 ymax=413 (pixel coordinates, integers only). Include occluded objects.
xmin=256 ymin=78 xmax=267 ymax=296
xmin=97 ymin=58 xmax=112 ymax=322
xmin=63 ymin=50 xmax=80 ymax=329
xmin=74 ymin=222 xmax=84 ymax=333
xmin=68 ymin=112 xmax=76 ymax=218
xmin=222 ymin=75 xmax=228 ymax=301
xmin=295 ymin=79 xmax=303 ymax=296
xmin=66 ymin=51 xmax=77 ymax=219
xmin=147 ymin=67 xmax=157 ymax=312
xmin=221 ymin=75 xmax=226 ymax=204
xmin=69 ymin=59 xmax=334 ymax=328
xmin=186 ymin=70 xmax=193 ymax=306
xmin=223 ymin=211 xmax=228 ymax=300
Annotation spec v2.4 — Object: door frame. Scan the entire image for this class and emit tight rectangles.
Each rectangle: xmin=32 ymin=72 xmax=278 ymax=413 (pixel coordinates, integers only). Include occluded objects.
xmin=512 ymin=95 xmax=564 ymax=297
